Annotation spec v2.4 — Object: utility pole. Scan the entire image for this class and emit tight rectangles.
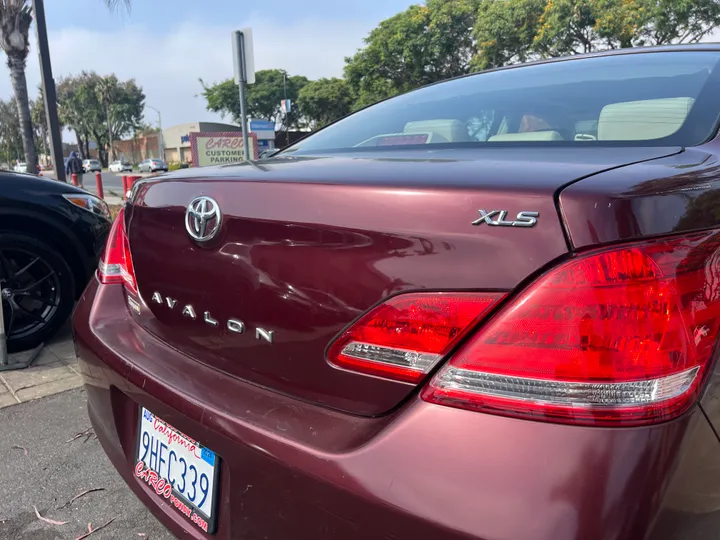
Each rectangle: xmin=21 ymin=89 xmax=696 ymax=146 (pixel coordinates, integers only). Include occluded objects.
xmin=147 ymin=106 xmax=164 ymax=161
xmin=33 ymin=0 xmax=66 ymax=182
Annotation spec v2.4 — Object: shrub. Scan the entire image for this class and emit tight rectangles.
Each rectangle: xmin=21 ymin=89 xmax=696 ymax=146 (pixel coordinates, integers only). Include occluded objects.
xmin=168 ymin=162 xmax=190 ymax=171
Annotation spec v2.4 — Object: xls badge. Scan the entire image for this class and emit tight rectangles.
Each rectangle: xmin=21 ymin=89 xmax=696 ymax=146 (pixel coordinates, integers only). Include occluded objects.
xmin=472 ymin=209 xmax=539 ymax=228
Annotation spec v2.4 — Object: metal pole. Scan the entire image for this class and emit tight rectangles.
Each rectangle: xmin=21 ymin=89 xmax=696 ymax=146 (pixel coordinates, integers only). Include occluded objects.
xmin=148 ymin=106 xmax=164 ymax=161
xmin=33 ymin=0 xmax=66 ymax=182
xmin=234 ymin=32 xmax=251 ymax=161
xmin=283 ymin=72 xmax=290 ymax=147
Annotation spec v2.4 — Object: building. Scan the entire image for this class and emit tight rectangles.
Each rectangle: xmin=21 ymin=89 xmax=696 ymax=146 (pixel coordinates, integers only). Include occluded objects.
xmin=115 ymin=120 xmax=278 ymax=165
xmin=114 ymin=132 xmax=160 ymax=164
xmin=163 ymin=122 xmax=244 ymax=163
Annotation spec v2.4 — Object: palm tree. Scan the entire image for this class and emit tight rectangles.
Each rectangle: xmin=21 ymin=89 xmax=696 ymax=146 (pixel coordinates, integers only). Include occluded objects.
xmin=104 ymin=0 xmax=131 ymax=11
xmin=0 ymin=0 xmax=128 ymax=177
xmin=96 ymin=75 xmax=118 ymax=163
xmin=0 ymin=0 xmax=37 ymax=174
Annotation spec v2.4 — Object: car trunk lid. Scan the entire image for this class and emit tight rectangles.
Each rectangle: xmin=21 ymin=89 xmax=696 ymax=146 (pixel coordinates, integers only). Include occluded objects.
xmin=125 ymin=147 xmax=680 ymax=415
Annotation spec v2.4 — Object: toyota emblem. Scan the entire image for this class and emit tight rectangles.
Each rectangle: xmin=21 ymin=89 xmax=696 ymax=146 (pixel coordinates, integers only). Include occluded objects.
xmin=185 ymin=196 xmax=222 ymax=242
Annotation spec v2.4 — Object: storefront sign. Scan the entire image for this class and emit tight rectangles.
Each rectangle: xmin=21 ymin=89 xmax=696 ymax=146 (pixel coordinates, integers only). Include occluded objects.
xmin=189 ymin=132 xmax=259 ymax=166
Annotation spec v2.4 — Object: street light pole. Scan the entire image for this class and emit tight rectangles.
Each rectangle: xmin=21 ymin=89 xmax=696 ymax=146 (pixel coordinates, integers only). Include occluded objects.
xmin=32 ymin=0 xmax=66 ymax=182
xmin=147 ymin=106 xmax=164 ymax=161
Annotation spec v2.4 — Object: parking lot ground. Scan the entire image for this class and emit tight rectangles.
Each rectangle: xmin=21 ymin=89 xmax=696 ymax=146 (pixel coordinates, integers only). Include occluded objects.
xmin=0 ymin=388 xmax=173 ymax=539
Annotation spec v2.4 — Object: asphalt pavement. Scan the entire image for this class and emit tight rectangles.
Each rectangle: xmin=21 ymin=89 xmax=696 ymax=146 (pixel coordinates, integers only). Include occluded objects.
xmin=0 ymin=388 xmax=173 ymax=539
xmin=79 ymin=172 xmax=126 ymax=198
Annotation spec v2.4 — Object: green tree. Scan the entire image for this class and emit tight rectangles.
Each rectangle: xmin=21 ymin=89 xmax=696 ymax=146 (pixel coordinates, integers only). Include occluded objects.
xmin=344 ymin=0 xmax=479 ymax=108
xmin=201 ymin=69 xmax=309 ymax=126
xmin=473 ymin=0 xmax=545 ymax=70
xmin=0 ymin=98 xmax=22 ymax=167
xmin=0 ymin=0 xmax=37 ymax=173
xmin=528 ymin=0 xmax=720 ymax=58
xmin=634 ymin=0 xmax=720 ymax=45
xmin=58 ymin=72 xmax=145 ymax=166
xmin=297 ymin=78 xmax=354 ymax=128
xmin=31 ymin=94 xmax=49 ymax=165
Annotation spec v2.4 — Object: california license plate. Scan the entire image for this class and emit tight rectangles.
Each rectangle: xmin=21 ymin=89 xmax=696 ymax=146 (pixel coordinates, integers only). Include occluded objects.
xmin=135 ymin=407 xmax=219 ymax=534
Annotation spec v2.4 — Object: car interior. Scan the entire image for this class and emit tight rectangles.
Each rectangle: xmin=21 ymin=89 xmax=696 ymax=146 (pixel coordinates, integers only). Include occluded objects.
xmin=309 ymin=66 xmax=717 ymax=152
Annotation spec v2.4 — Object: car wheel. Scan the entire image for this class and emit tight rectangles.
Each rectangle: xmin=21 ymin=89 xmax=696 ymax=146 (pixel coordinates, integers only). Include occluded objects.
xmin=0 ymin=233 xmax=76 ymax=352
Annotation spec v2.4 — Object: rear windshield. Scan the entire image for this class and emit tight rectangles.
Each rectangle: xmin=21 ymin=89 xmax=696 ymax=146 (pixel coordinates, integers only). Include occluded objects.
xmin=284 ymin=51 xmax=720 ymax=155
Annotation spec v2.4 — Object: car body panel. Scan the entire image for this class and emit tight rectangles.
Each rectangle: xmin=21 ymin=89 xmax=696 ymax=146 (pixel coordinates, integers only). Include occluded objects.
xmin=83 ymin=159 xmax=102 ymax=172
xmin=73 ymin=45 xmax=720 ymax=540
xmin=125 ymin=146 xmax=678 ymax=415
xmin=138 ymin=159 xmax=168 ymax=172
xmin=0 ymin=172 xmax=110 ymax=293
xmin=109 ymin=161 xmax=132 ymax=173
xmin=559 ymin=143 xmax=720 ymax=248
xmin=73 ymin=279 xmax=720 ymax=540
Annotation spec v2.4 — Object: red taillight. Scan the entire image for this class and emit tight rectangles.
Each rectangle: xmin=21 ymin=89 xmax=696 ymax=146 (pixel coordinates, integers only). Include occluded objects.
xmin=98 ymin=206 xmax=137 ymax=295
xmin=327 ymin=293 xmax=505 ymax=383
xmin=422 ymin=231 xmax=720 ymax=426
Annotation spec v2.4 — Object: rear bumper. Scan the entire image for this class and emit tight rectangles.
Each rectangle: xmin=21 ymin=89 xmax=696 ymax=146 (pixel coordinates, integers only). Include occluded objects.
xmin=73 ymin=279 xmax=720 ymax=540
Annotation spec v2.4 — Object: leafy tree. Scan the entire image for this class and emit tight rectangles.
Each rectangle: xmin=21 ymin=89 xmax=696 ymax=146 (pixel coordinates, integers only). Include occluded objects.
xmin=344 ymin=0 xmax=479 ymax=108
xmin=473 ymin=0 xmax=545 ymax=70
xmin=0 ymin=0 xmax=37 ymax=173
xmin=297 ymin=78 xmax=354 ymax=128
xmin=524 ymin=0 xmax=720 ymax=58
xmin=31 ymin=94 xmax=49 ymax=165
xmin=201 ymin=69 xmax=309 ymax=126
xmin=633 ymin=0 xmax=720 ymax=45
xmin=58 ymin=72 xmax=145 ymax=166
xmin=0 ymin=98 xmax=22 ymax=167
xmin=532 ymin=0 xmax=640 ymax=55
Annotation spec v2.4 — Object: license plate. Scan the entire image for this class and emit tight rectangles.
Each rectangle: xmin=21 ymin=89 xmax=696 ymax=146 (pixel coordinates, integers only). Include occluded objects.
xmin=136 ymin=407 xmax=219 ymax=534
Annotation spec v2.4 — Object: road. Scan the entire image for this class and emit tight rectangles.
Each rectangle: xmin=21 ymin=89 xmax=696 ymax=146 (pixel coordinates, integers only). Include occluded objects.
xmin=42 ymin=171 xmax=151 ymax=199
xmin=0 ymin=389 xmax=173 ymax=539
xmin=79 ymin=172 xmax=128 ymax=198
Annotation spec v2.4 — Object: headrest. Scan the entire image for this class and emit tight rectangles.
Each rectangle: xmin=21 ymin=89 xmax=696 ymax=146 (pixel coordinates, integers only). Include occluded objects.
xmin=598 ymin=98 xmax=695 ymax=141
xmin=404 ymin=119 xmax=469 ymax=142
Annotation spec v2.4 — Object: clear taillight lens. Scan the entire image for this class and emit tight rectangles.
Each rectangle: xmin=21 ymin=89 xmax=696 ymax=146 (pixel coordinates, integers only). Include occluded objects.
xmin=327 ymin=293 xmax=505 ymax=383
xmin=97 ymin=206 xmax=137 ymax=295
xmin=423 ymin=231 xmax=720 ymax=426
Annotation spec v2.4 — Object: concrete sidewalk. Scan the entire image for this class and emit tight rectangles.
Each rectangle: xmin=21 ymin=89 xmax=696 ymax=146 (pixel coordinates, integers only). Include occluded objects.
xmin=0 ymin=324 xmax=83 ymax=408
xmin=0 ymin=388 xmax=173 ymax=539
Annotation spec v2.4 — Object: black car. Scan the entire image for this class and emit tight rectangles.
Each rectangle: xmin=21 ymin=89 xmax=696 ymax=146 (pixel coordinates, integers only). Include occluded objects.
xmin=1 ymin=171 xmax=111 ymax=351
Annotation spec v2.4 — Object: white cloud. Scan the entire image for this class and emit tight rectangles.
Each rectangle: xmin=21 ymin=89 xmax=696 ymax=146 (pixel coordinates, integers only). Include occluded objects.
xmin=0 ymin=16 xmax=372 ymax=140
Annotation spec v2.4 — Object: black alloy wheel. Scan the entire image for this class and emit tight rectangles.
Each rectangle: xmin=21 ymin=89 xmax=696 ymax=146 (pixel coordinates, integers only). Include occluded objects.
xmin=0 ymin=233 xmax=75 ymax=352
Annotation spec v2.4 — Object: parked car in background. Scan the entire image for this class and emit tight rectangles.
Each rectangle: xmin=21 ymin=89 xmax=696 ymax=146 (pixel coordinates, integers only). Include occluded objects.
xmin=137 ymin=158 xmax=168 ymax=173
xmin=13 ymin=163 xmax=27 ymax=173
xmin=73 ymin=46 xmax=720 ymax=540
xmin=109 ymin=160 xmax=132 ymax=173
xmin=82 ymin=159 xmax=102 ymax=172
xmin=2 ymin=171 xmax=110 ymax=351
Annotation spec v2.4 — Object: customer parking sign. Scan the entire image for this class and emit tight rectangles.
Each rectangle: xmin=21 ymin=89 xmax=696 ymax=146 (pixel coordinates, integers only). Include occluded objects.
xmin=189 ymin=132 xmax=259 ymax=166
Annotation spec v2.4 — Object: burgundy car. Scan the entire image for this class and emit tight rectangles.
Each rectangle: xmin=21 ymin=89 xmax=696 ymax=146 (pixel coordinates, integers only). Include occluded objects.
xmin=73 ymin=46 xmax=720 ymax=540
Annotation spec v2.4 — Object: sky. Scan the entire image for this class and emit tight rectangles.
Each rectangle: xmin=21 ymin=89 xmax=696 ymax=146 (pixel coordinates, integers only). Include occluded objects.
xmin=0 ymin=0 xmax=416 ymax=141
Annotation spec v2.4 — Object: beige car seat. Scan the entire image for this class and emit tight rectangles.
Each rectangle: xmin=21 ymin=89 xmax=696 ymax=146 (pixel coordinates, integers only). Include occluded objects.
xmin=597 ymin=97 xmax=695 ymax=141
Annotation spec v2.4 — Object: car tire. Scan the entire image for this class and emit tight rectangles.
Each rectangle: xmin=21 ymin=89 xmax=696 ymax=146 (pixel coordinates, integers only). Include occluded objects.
xmin=0 ymin=232 xmax=76 ymax=352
